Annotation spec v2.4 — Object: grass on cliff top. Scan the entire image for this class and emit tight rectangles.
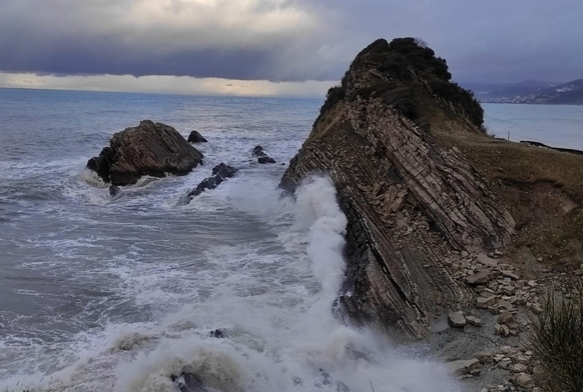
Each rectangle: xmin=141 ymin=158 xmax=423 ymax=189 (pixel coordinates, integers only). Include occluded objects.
xmin=433 ymin=123 xmax=583 ymax=202
xmin=434 ymin=125 xmax=583 ymax=268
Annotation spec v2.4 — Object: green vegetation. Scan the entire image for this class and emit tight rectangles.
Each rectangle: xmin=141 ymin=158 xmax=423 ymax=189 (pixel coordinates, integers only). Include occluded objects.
xmin=527 ymin=286 xmax=583 ymax=392
xmin=318 ymin=37 xmax=484 ymax=131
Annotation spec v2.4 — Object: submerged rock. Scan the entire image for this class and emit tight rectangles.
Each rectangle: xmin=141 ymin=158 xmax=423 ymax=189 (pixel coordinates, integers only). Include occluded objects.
xmin=280 ymin=38 xmax=515 ymax=339
xmin=186 ymin=163 xmax=238 ymax=201
xmin=87 ymin=120 xmax=204 ymax=186
xmin=188 ymin=130 xmax=208 ymax=143
xmin=171 ymin=373 xmax=208 ymax=392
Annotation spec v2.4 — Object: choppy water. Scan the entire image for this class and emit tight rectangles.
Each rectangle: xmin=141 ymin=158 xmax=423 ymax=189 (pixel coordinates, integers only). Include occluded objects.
xmin=1 ymin=88 xmax=579 ymax=392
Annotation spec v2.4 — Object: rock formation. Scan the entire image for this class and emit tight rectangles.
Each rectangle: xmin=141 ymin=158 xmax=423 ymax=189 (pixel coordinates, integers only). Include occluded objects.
xmin=281 ymin=38 xmax=515 ymax=339
xmin=252 ymin=145 xmax=276 ymax=164
xmin=87 ymin=120 xmax=204 ymax=186
xmin=186 ymin=163 xmax=238 ymax=201
xmin=188 ymin=131 xmax=208 ymax=143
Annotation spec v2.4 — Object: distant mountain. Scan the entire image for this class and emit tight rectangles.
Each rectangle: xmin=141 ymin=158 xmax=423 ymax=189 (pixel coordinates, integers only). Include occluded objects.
xmin=460 ymin=79 xmax=583 ymax=105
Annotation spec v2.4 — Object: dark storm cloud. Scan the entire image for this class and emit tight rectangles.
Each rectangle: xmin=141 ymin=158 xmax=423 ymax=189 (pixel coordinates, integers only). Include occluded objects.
xmin=1 ymin=0 xmax=582 ymax=83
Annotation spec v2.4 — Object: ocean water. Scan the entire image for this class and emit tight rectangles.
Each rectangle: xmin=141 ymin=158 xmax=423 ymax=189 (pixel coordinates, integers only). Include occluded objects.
xmin=0 ymin=88 xmax=579 ymax=392
xmin=483 ymin=103 xmax=583 ymax=150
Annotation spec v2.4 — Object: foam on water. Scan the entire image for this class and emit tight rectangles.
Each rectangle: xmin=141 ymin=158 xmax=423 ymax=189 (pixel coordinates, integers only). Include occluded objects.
xmin=0 ymin=177 xmax=460 ymax=392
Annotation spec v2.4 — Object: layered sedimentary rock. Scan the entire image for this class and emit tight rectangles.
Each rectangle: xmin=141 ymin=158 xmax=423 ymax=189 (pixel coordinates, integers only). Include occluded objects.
xmin=87 ymin=120 xmax=204 ymax=186
xmin=281 ymin=38 xmax=515 ymax=339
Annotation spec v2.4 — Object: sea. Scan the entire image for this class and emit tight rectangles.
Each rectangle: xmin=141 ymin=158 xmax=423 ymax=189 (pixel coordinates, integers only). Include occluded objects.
xmin=0 ymin=88 xmax=582 ymax=392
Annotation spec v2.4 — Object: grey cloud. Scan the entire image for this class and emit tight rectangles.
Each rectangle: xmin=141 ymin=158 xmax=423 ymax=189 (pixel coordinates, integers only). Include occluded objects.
xmin=1 ymin=0 xmax=582 ymax=83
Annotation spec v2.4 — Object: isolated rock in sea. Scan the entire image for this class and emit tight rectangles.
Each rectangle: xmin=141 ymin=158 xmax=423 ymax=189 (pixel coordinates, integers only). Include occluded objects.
xmin=252 ymin=145 xmax=276 ymax=164
xmin=87 ymin=120 xmax=204 ymax=186
xmin=281 ymin=38 xmax=515 ymax=339
xmin=186 ymin=163 xmax=238 ymax=201
xmin=188 ymin=130 xmax=208 ymax=143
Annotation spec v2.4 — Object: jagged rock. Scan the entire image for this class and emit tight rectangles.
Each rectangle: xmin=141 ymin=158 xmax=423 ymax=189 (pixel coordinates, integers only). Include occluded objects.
xmin=494 ymin=323 xmax=510 ymax=337
xmin=187 ymin=163 xmax=238 ymax=200
xmin=476 ymin=254 xmax=499 ymax=267
xmin=448 ymin=311 xmax=466 ymax=328
xmin=280 ymin=38 xmax=514 ymax=339
xmin=511 ymin=373 xmax=534 ymax=389
xmin=252 ymin=145 xmax=276 ymax=164
xmin=448 ymin=359 xmax=481 ymax=376
xmin=187 ymin=130 xmax=208 ymax=143
xmin=475 ymin=352 xmax=494 ymax=364
xmin=477 ymin=296 xmax=498 ymax=309
xmin=466 ymin=316 xmax=483 ymax=327
xmin=258 ymin=156 xmax=276 ymax=164
xmin=466 ymin=270 xmax=494 ymax=285
xmin=497 ymin=311 xmax=515 ymax=325
xmin=87 ymin=120 xmax=204 ymax=186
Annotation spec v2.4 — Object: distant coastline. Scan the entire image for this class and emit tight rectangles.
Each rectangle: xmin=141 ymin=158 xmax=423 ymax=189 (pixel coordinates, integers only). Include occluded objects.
xmin=463 ymin=79 xmax=583 ymax=105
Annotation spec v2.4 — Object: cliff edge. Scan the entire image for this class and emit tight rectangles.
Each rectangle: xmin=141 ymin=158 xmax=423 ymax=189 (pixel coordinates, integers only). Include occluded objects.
xmin=281 ymin=38 xmax=516 ymax=339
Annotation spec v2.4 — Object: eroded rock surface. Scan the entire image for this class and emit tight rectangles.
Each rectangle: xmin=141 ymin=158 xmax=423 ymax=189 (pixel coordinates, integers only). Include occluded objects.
xmin=281 ymin=38 xmax=515 ymax=339
xmin=87 ymin=120 xmax=204 ymax=186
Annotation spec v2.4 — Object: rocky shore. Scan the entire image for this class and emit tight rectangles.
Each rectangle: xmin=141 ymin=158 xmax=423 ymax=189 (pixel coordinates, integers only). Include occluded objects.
xmin=281 ymin=38 xmax=583 ymax=391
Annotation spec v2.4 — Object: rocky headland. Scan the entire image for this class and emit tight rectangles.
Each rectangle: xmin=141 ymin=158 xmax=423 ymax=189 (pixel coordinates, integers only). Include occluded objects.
xmin=281 ymin=38 xmax=583 ymax=391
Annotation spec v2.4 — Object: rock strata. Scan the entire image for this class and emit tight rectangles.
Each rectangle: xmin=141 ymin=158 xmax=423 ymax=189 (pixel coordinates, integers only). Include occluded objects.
xmin=281 ymin=38 xmax=515 ymax=338
xmin=87 ymin=120 xmax=204 ymax=186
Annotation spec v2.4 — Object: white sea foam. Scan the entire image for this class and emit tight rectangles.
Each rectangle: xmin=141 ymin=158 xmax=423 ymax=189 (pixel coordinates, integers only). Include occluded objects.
xmin=0 ymin=176 xmax=461 ymax=392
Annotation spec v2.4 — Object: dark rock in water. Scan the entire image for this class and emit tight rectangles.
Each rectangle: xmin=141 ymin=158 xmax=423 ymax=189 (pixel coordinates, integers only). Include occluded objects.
xmin=87 ymin=120 xmax=204 ymax=186
xmin=281 ymin=38 xmax=515 ymax=339
xmin=209 ymin=329 xmax=225 ymax=338
xmin=258 ymin=156 xmax=276 ymax=164
xmin=212 ymin=163 xmax=237 ymax=178
xmin=186 ymin=163 xmax=238 ymax=201
xmin=171 ymin=373 xmax=207 ymax=392
xmin=187 ymin=131 xmax=208 ymax=143
xmin=109 ymin=185 xmax=120 ymax=197
xmin=252 ymin=145 xmax=276 ymax=164
xmin=252 ymin=145 xmax=266 ymax=157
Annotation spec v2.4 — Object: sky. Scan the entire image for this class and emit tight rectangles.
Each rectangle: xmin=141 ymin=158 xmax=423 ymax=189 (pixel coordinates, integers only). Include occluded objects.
xmin=0 ymin=0 xmax=581 ymax=97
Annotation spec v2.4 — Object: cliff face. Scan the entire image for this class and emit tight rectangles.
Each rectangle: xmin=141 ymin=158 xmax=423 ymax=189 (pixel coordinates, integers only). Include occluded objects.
xmin=281 ymin=38 xmax=515 ymax=339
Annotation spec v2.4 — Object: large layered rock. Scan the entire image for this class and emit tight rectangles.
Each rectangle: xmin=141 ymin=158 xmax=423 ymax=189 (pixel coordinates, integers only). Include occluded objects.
xmin=281 ymin=38 xmax=515 ymax=339
xmin=87 ymin=120 xmax=204 ymax=185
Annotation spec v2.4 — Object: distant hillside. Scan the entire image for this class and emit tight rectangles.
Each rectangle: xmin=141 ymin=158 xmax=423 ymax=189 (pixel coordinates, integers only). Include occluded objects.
xmin=461 ymin=79 xmax=583 ymax=105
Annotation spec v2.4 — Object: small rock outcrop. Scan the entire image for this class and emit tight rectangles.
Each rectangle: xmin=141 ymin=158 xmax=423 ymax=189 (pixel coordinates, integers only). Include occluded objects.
xmin=188 ymin=131 xmax=208 ymax=143
xmin=252 ymin=145 xmax=276 ymax=164
xmin=87 ymin=120 xmax=204 ymax=186
xmin=281 ymin=38 xmax=515 ymax=339
xmin=186 ymin=163 xmax=238 ymax=201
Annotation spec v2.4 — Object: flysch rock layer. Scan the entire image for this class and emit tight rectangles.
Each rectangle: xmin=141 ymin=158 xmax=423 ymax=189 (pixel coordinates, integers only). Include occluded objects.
xmin=88 ymin=120 xmax=204 ymax=186
xmin=281 ymin=39 xmax=515 ymax=339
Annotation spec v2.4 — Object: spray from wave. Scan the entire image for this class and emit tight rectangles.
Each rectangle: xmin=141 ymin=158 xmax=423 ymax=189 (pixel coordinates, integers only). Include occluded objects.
xmin=0 ymin=176 xmax=461 ymax=392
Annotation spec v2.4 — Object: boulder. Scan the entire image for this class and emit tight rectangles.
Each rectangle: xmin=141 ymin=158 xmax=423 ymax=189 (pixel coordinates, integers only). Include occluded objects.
xmin=466 ymin=270 xmax=494 ymax=285
xmin=252 ymin=145 xmax=276 ymax=164
xmin=87 ymin=120 xmax=204 ymax=186
xmin=448 ymin=311 xmax=466 ymax=328
xmin=447 ymin=359 xmax=481 ymax=376
xmin=187 ymin=131 xmax=208 ymax=143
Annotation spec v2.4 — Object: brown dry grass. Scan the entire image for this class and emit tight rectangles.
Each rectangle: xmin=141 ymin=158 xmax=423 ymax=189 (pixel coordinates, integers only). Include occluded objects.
xmin=432 ymin=118 xmax=583 ymax=269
